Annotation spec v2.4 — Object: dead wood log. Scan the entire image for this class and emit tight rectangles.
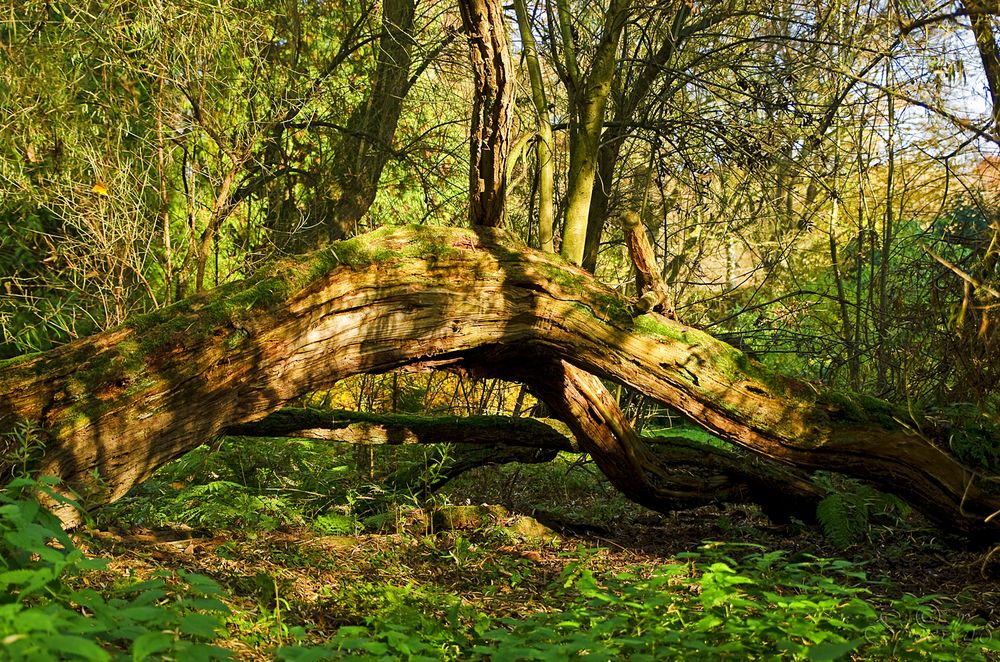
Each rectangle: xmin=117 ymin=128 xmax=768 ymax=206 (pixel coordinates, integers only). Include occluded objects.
xmin=225 ymin=407 xmax=822 ymax=519
xmin=0 ymin=225 xmax=997 ymax=536
xmin=224 ymin=409 xmax=580 ymax=451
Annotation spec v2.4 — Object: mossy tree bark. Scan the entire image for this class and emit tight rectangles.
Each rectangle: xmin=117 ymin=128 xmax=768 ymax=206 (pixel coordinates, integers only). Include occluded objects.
xmin=1 ymin=225 xmax=998 ymax=537
xmin=556 ymin=0 xmax=632 ymax=266
xmin=321 ymin=0 xmax=418 ymax=242
xmin=225 ymin=407 xmax=822 ymax=518
xmin=580 ymin=2 xmax=698 ymax=272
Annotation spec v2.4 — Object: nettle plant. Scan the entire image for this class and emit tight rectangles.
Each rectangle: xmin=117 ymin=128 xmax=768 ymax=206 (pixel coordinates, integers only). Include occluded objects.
xmin=276 ymin=543 xmax=1000 ymax=661
xmin=0 ymin=477 xmax=231 ymax=661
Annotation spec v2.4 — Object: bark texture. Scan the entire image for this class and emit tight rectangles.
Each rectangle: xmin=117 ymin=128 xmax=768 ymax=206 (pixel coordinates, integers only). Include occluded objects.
xmin=458 ymin=0 xmax=514 ymax=227
xmin=0 ymin=225 xmax=998 ymax=537
xmin=965 ymin=0 xmax=1000 ymax=133
xmin=559 ymin=0 xmax=631 ymax=265
xmin=323 ymin=0 xmax=417 ymax=241
xmin=224 ymin=408 xmax=580 ymax=451
xmin=226 ymin=406 xmax=822 ymax=519
xmin=621 ymin=212 xmax=673 ymax=316
xmin=229 ymin=409 xmax=564 ymax=494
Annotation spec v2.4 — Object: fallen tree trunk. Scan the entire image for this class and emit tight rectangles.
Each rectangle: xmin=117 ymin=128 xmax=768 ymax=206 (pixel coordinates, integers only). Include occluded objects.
xmin=229 ymin=409 xmax=567 ymax=497
xmin=226 ymin=408 xmax=822 ymax=519
xmin=0 ymin=225 xmax=997 ymax=536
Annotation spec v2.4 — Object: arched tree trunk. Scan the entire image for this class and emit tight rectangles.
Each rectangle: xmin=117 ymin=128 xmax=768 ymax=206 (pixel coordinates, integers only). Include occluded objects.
xmin=1 ymin=226 xmax=998 ymax=537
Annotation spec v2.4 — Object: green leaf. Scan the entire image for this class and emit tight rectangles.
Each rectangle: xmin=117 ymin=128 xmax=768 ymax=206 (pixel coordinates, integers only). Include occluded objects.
xmin=184 ymin=597 xmax=230 ymax=613
xmin=806 ymin=639 xmax=864 ymax=661
xmin=180 ymin=613 xmax=222 ymax=639
xmin=179 ymin=572 xmax=225 ymax=595
xmin=171 ymin=641 xmax=233 ymax=661
xmin=45 ymin=634 xmax=112 ymax=661
xmin=276 ymin=646 xmax=337 ymax=662
xmin=10 ymin=607 xmax=56 ymax=632
xmin=116 ymin=606 xmax=167 ymax=623
xmin=132 ymin=631 xmax=174 ymax=660
xmin=0 ymin=569 xmax=44 ymax=588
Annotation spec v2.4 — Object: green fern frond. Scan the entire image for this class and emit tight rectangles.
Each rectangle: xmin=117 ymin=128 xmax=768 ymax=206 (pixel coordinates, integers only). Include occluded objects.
xmin=817 ymin=493 xmax=866 ymax=549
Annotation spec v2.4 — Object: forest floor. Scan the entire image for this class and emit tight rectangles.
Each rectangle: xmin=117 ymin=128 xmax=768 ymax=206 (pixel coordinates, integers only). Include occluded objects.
xmin=78 ymin=440 xmax=1000 ymax=660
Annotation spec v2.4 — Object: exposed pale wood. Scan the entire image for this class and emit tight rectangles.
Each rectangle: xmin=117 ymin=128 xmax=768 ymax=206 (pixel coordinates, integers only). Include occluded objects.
xmin=621 ymin=212 xmax=673 ymax=316
xmin=0 ymin=225 xmax=997 ymax=536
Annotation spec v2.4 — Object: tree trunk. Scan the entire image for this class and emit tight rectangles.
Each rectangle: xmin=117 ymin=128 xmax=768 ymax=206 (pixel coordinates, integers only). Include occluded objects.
xmin=225 ymin=407 xmax=822 ymax=519
xmin=1 ymin=226 xmax=998 ymax=537
xmin=559 ymin=0 xmax=631 ymax=266
xmin=965 ymin=0 xmax=1000 ymax=134
xmin=322 ymin=0 xmax=417 ymax=242
xmin=580 ymin=3 xmax=703 ymax=272
xmin=458 ymin=0 xmax=514 ymax=228
xmin=513 ymin=0 xmax=554 ymax=251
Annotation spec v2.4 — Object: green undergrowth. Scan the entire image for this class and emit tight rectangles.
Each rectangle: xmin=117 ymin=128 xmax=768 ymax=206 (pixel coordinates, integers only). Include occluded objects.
xmin=10 ymin=436 xmax=1000 ymax=660
xmin=10 ymin=475 xmax=999 ymax=662
xmin=274 ymin=544 xmax=1000 ymax=661
xmin=97 ymin=436 xmax=364 ymax=533
xmin=0 ymin=478 xmax=229 ymax=661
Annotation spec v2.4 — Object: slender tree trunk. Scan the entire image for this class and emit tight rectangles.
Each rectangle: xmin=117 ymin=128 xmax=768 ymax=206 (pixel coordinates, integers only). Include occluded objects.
xmin=582 ymin=130 xmax=626 ymax=272
xmin=458 ymin=0 xmax=514 ymax=228
xmin=194 ymin=167 xmax=237 ymax=292
xmin=828 ymin=127 xmax=857 ymax=387
xmin=580 ymin=3 xmax=701 ymax=272
xmin=965 ymin=0 xmax=1000 ymax=133
xmin=156 ymin=77 xmax=174 ymax=305
xmin=877 ymin=71 xmax=895 ymax=392
xmin=514 ymin=0 xmax=554 ymax=250
xmin=323 ymin=0 xmax=417 ymax=241
xmin=559 ymin=0 xmax=631 ymax=266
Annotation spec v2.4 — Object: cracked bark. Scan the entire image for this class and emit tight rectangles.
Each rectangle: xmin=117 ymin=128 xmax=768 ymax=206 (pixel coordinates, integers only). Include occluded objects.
xmin=0 ymin=226 xmax=997 ymax=537
xmin=458 ymin=0 xmax=514 ymax=228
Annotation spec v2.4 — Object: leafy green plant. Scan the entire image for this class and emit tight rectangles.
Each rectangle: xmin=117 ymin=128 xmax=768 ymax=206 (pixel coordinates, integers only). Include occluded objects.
xmin=815 ymin=473 xmax=910 ymax=548
xmin=272 ymin=543 xmax=1000 ymax=661
xmin=277 ymin=581 xmax=483 ymax=661
xmin=0 ymin=477 xmax=231 ymax=660
xmin=166 ymin=479 xmax=295 ymax=531
xmin=313 ymin=512 xmax=358 ymax=535
xmin=2 ymin=418 xmax=47 ymax=477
